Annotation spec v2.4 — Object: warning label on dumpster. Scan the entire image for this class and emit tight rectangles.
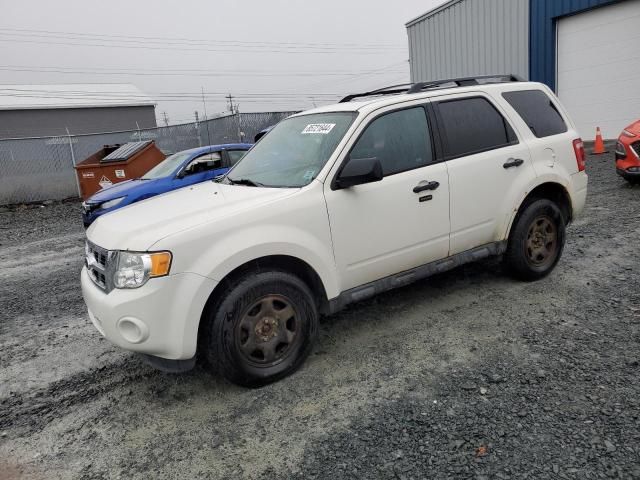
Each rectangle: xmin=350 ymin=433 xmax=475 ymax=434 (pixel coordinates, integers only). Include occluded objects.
xmin=115 ymin=169 xmax=126 ymax=178
xmin=99 ymin=175 xmax=113 ymax=189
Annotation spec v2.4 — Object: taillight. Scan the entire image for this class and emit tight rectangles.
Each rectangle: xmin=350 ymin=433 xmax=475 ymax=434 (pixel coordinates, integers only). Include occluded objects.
xmin=573 ymin=138 xmax=586 ymax=172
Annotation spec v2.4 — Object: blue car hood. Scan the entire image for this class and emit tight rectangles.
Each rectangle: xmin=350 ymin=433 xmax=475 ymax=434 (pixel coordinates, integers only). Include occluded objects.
xmin=87 ymin=178 xmax=164 ymax=203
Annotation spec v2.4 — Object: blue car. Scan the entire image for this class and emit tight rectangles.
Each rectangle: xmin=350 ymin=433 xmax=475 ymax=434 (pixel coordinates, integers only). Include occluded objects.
xmin=82 ymin=143 xmax=252 ymax=226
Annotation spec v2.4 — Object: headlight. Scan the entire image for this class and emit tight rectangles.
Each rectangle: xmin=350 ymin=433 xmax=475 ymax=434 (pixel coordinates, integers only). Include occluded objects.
xmin=622 ymin=130 xmax=636 ymax=138
xmin=113 ymin=251 xmax=172 ymax=289
xmin=100 ymin=197 xmax=125 ymax=210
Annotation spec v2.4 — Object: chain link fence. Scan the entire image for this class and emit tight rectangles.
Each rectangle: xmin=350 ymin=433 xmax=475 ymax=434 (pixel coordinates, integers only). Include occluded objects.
xmin=0 ymin=111 xmax=296 ymax=205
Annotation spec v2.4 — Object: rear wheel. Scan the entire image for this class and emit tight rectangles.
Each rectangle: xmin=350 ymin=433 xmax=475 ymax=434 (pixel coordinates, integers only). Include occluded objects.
xmin=203 ymin=270 xmax=318 ymax=387
xmin=505 ymin=199 xmax=566 ymax=281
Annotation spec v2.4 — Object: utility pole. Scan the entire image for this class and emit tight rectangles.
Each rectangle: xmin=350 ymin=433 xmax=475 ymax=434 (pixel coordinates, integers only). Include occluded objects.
xmin=226 ymin=93 xmax=238 ymax=114
xmin=194 ymin=111 xmax=202 ymax=147
xmin=226 ymin=93 xmax=242 ymax=141
xmin=162 ymin=111 xmax=169 ymax=127
xmin=201 ymin=87 xmax=212 ymax=146
xmin=66 ymin=127 xmax=81 ymax=197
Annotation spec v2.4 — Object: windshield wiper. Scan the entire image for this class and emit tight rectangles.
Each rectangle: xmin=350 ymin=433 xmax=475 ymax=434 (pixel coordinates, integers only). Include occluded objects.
xmin=226 ymin=177 xmax=265 ymax=187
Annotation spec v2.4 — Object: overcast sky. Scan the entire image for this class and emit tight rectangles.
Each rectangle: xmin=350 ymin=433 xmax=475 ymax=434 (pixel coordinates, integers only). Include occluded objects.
xmin=0 ymin=0 xmax=446 ymax=125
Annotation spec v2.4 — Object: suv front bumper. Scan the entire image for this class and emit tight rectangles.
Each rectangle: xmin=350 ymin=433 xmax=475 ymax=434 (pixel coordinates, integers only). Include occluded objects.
xmin=81 ymin=266 xmax=217 ymax=361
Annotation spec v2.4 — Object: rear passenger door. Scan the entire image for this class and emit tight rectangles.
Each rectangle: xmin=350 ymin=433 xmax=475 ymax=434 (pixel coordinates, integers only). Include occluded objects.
xmin=433 ymin=94 xmax=536 ymax=255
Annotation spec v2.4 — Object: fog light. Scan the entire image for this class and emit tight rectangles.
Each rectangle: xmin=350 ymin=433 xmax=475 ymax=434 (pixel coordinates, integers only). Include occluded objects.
xmin=117 ymin=317 xmax=149 ymax=344
xmin=628 ymin=167 xmax=640 ymax=172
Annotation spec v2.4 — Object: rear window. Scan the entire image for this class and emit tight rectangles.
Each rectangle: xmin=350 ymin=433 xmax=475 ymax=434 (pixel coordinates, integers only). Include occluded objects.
xmin=502 ymin=90 xmax=567 ymax=138
xmin=436 ymin=97 xmax=517 ymax=159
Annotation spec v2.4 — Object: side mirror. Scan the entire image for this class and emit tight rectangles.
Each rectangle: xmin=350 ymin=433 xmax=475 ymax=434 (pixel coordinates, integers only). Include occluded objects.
xmin=335 ymin=156 xmax=383 ymax=189
xmin=176 ymin=170 xmax=187 ymax=179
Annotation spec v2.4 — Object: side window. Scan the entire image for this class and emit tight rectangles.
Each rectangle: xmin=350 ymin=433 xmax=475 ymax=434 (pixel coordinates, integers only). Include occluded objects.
xmin=350 ymin=107 xmax=433 ymax=176
xmin=183 ymin=152 xmax=222 ymax=175
xmin=227 ymin=150 xmax=247 ymax=166
xmin=436 ymin=97 xmax=517 ymax=159
xmin=502 ymin=89 xmax=568 ymax=138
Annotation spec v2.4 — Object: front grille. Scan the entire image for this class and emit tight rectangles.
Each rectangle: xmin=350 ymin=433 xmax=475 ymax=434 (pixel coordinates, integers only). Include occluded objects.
xmin=85 ymin=241 xmax=114 ymax=292
xmin=631 ymin=141 xmax=640 ymax=158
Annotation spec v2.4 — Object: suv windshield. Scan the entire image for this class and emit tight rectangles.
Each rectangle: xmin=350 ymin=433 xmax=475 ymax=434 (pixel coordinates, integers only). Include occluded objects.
xmin=141 ymin=152 xmax=191 ymax=180
xmin=226 ymin=112 xmax=357 ymax=188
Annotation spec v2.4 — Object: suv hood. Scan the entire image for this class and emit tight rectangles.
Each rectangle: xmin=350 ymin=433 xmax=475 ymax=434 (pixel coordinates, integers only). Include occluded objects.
xmin=87 ymin=181 xmax=297 ymax=250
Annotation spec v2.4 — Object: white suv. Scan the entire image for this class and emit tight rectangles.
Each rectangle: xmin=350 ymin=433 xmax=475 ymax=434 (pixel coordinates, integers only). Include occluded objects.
xmin=81 ymin=76 xmax=588 ymax=387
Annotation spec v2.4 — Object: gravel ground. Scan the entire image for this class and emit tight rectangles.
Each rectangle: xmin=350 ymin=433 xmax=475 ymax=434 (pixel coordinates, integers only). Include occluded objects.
xmin=1 ymin=153 xmax=639 ymax=479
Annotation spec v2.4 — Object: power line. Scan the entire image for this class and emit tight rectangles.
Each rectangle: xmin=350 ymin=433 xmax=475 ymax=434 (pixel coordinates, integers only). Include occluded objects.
xmin=0 ymin=65 xmax=407 ymax=78
xmin=0 ymin=34 xmax=405 ymax=55
xmin=302 ymin=60 xmax=409 ymax=90
xmin=0 ymin=89 xmax=341 ymax=97
xmin=0 ymin=27 xmax=405 ymax=49
xmin=0 ymin=94 xmax=331 ymax=105
xmin=0 ymin=87 xmax=348 ymax=98
xmin=0 ymin=91 xmax=344 ymax=102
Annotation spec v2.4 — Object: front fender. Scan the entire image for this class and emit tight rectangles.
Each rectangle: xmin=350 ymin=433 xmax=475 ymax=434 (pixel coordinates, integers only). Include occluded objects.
xmin=150 ymin=184 xmax=339 ymax=300
xmin=172 ymin=223 xmax=340 ymax=300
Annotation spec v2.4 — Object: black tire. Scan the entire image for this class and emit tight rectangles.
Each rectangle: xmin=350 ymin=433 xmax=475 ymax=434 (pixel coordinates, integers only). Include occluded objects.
xmin=504 ymin=199 xmax=566 ymax=281
xmin=203 ymin=270 xmax=318 ymax=387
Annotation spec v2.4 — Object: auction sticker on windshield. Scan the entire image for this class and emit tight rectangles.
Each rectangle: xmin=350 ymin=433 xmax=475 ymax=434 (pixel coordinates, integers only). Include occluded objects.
xmin=302 ymin=123 xmax=335 ymax=134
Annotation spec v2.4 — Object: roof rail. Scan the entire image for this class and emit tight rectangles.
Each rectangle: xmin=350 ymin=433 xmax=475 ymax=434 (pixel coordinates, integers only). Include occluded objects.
xmin=339 ymin=74 xmax=523 ymax=103
xmin=339 ymin=83 xmax=413 ymax=103
xmin=407 ymin=74 xmax=523 ymax=93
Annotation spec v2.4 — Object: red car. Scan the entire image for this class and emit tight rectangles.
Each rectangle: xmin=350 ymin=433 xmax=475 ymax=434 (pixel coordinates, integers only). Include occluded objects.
xmin=615 ymin=120 xmax=640 ymax=184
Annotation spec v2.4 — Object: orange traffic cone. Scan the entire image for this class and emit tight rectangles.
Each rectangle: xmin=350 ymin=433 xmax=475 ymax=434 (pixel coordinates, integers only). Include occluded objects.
xmin=592 ymin=127 xmax=606 ymax=154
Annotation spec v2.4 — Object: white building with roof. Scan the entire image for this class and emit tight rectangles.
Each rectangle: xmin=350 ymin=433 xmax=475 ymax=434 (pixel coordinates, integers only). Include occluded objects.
xmin=0 ymin=83 xmax=156 ymax=139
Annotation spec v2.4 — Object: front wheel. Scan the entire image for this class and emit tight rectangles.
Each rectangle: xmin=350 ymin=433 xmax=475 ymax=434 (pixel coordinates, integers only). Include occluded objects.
xmin=203 ymin=271 xmax=318 ymax=387
xmin=504 ymin=199 xmax=566 ymax=281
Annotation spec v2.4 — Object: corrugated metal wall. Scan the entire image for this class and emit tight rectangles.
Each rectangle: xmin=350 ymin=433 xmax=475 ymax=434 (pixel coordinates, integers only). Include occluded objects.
xmin=406 ymin=0 xmax=530 ymax=83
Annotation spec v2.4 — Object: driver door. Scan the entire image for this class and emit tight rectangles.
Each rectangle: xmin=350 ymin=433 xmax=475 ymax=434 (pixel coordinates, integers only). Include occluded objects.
xmin=324 ymin=104 xmax=450 ymax=291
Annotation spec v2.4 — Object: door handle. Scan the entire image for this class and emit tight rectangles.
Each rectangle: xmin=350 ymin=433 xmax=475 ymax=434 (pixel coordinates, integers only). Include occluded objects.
xmin=413 ymin=181 xmax=440 ymax=193
xmin=503 ymin=158 xmax=524 ymax=169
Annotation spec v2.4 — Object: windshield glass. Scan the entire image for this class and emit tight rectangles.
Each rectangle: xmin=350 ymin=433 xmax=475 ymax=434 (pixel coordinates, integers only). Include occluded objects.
xmin=141 ymin=152 xmax=191 ymax=179
xmin=226 ymin=112 xmax=357 ymax=187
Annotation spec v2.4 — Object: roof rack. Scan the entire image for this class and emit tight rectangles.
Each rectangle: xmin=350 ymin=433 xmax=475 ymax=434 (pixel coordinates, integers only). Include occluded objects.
xmin=339 ymin=74 xmax=523 ymax=103
xmin=339 ymin=83 xmax=413 ymax=103
xmin=407 ymin=74 xmax=523 ymax=93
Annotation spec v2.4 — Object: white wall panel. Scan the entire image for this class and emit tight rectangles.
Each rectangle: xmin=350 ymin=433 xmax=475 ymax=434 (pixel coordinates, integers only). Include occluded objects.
xmin=557 ymin=0 xmax=640 ymax=139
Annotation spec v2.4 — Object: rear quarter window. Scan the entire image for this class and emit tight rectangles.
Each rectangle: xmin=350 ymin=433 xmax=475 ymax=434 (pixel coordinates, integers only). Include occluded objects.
xmin=436 ymin=96 xmax=517 ymax=159
xmin=502 ymin=90 xmax=568 ymax=138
